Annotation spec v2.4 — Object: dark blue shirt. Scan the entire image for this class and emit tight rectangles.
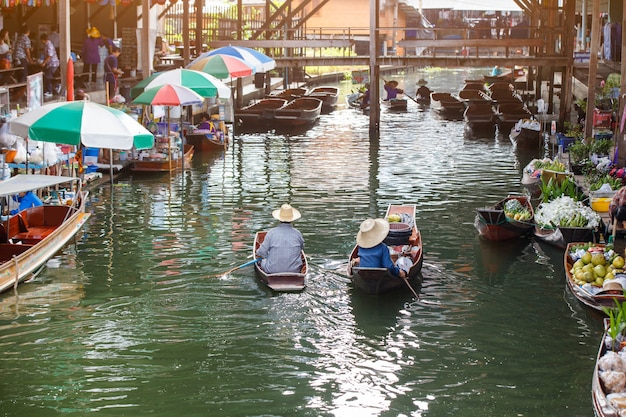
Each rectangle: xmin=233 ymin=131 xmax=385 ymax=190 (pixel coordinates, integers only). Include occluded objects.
xmin=357 ymin=243 xmax=400 ymax=277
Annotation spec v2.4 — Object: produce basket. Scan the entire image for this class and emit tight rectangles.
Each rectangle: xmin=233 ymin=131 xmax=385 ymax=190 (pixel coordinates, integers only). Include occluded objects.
xmin=383 ymin=222 xmax=411 ymax=245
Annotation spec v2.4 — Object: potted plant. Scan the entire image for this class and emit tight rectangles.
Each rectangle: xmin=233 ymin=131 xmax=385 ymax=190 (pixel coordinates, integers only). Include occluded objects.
xmin=590 ymin=137 xmax=614 ymax=158
xmin=567 ymin=139 xmax=591 ymax=175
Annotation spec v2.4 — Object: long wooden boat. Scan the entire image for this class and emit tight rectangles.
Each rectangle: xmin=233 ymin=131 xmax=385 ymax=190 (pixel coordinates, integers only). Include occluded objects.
xmin=272 ymin=97 xmax=322 ymax=127
xmin=382 ymin=98 xmax=408 ymax=111
xmin=458 ymin=89 xmax=492 ymax=104
xmin=474 ymin=195 xmax=534 ymax=241
xmin=430 ymin=92 xmax=465 ymax=119
xmin=464 ymin=103 xmax=497 ymax=132
xmin=267 ymin=87 xmax=307 ymax=101
xmin=253 ymin=231 xmax=308 ymax=292
xmin=130 ymin=144 xmax=194 ymax=173
xmin=185 ymin=131 xmax=228 ymax=151
xmin=509 ymin=119 xmax=542 ymax=150
xmin=497 ymin=103 xmax=532 ymax=133
xmin=347 ymin=204 xmax=424 ymax=295
xmin=592 ymin=318 xmax=626 ymax=417
xmin=483 ymin=70 xmax=515 ymax=84
xmin=234 ymin=98 xmax=288 ymax=128
xmin=564 ymin=242 xmax=626 ymax=312
xmin=534 ymin=225 xmax=598 ymax=250
xmin=306 ymin=86 xmax=339 ymax=113
xmin=0 ymin=174 xmax=90 ymax=294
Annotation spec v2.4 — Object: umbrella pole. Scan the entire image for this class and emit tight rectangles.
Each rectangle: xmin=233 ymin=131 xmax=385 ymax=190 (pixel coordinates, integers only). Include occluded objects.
xmin=109 ymin=149 xmax=113 ymax=185
xmin=167 ymin=107 xmax=171 ymax=173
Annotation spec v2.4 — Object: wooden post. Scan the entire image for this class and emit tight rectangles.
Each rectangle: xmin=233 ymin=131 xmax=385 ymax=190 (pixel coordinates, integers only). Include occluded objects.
xmin=584 ymin=0 xmax=602 ymax=139
xmin=617 ymin=0 xmax=626 ymax=166
xmin=368 ymin=0 xmax=380 ymax=134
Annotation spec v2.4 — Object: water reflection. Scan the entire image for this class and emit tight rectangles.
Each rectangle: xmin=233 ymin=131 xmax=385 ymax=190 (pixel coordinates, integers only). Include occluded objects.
xmin=0 ymin=68 xmax=602 ymax=417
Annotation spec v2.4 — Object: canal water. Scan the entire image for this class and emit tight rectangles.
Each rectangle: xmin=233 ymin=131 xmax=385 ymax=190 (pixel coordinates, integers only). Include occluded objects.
xmin=0 ymin=68 xmax=601 ymax=416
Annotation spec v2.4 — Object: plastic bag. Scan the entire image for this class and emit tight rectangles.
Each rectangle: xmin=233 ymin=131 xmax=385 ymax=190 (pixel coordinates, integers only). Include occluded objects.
xmin=395 ymin=256 xmax=412 ymax=274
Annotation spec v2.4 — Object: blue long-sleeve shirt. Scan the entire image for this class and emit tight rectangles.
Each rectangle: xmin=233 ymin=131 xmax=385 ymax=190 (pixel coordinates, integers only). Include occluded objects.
xmin=257 ymin=223 xmax=304 ymax=274
xmin=10 ymin=191 xmax=43 ymax=215
xmin=357 ymin=243 xmax=400 ymax=277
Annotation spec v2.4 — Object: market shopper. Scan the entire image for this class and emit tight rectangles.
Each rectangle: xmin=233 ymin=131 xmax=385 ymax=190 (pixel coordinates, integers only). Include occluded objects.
xmin=256 ymin=204 xmax=305 ymax=274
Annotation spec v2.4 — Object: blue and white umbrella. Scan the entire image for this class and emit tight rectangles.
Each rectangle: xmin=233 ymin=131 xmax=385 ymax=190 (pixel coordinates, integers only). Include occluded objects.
xmin=192 ymin=46 xmax=276 ymax=73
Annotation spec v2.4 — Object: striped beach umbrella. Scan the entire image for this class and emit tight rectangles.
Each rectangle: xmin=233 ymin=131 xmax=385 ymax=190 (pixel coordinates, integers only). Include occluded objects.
xmin=187 ymin=54 xmax=255 ymax=79
xmin=133 ymin=84 xmax=204 ymax=107
xmin=130 ymin=68 xmax=231 ymax=100
xmin=192 ymin=46 xmax=276 ymax=73
xmin=9 ymin=101 xmax=154 ymax=150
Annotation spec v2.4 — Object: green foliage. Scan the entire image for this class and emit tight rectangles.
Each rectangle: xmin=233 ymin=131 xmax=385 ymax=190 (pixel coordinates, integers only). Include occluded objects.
xmin=603 ymin=297 xmax=626 ymax=350
xmin=591 ymin=138 xmax=614 ymax=156
xmin=563 ymin=121 xmax=584 ymax=139
xmin=568 ymin=139 xmax=590 ymax=164
xmin=539 ymin=176 xmax=584 ymax=203
xmin=587 ymin=172 xmax=623 ymax=192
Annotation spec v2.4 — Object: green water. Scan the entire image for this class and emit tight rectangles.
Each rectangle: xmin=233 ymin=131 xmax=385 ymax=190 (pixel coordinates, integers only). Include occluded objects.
xmin=0 ymin=69 xmax=600 ymax=416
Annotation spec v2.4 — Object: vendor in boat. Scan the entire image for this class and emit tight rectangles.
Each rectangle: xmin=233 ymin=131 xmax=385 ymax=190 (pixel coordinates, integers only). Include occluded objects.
xmin=9 ymin=191 xmax=43 ymax=215
xmin=383 ymin=80 xmax=403 ymax=100
xmin=196 ymin=112 xmax=217 ymax=132
xmin=416 ymin=79 xmax=432 ymax=100
xmin=358 ymin=83 xmax=370 ymax=109
xmin=491 ymin=65 xmax=503 ymax=76
xmin=352 ymin=218 xmax=407 ymax=279
xmin=256 ymin=204 xmax=305 ymax=274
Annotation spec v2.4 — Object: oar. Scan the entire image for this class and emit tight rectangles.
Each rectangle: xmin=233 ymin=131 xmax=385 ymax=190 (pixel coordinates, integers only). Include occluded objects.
xmin=404 ymin=94 xmax=420 ymax=104
xmin=402 ymin=274 xmax=420 ymax=299
xmin=207 ymin=258 xmax=261 ymax=278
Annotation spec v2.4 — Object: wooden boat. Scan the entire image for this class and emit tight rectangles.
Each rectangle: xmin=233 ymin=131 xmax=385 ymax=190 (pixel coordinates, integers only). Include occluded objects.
xmin=272 ymin=97 xmax=322 ymax=127
xmin=0 ymin=174 xmax=90 ymax=294
xmin=185 ymin=131 xmax=228 ymax=151
xmin=382 ymin=97 xmax=408 ymax=111
xmin=497 ymin=103 xmax=532 ymax=132
xmin=564 ymin=243 xmax=626 ymax=312
xmin=592 ymin=318 xmax=626 ymax=417
xmin=483 ymin=70 xmax=515 ymax=84
xmin=509 ymin=119 xmax=542 ymax=149
xmin=458 ymin=89 xmax=492 ymax=104
xmin=234 ymin=98 xmax=288 ymax=128
xmin=130 ymin=144 xmax=194 ymax=172
xmin=253 ymin=231 xmax=308 ymax=292
xmin=489 ymin=88 xmax=523 ymax=105
xmin=347 ymin=204 xmax=424 ymax=295
xmin=534 ymin=225 xmax=598 ymax=250
xmin=430 ymin=92 xmax=464 ymax=119
xmin=464 ymin=103 xmax=497 ymax=132
xmin=305 ymin=86 xmax=339 ymax=113
xmin=267 ymin=87 xmax=307 ymax=101
xmin=474 ymin=195 xmax=534 ymax=241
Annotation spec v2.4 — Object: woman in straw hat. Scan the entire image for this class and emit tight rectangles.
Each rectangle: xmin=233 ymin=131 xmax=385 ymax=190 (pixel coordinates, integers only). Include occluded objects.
xmin=383 ymin=80 xmax=403 ymax=100
xmin=257 ymin=204 xmax=305 ymax=274
xmin=353 ymin=218 xmax=406 ymax=279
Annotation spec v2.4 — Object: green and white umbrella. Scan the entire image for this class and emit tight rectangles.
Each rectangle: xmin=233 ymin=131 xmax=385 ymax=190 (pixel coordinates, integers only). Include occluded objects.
xmin=9 ymin=101 xmax=154 ymax=150
xmin=130 ymin=68 xmax=231 ymax=100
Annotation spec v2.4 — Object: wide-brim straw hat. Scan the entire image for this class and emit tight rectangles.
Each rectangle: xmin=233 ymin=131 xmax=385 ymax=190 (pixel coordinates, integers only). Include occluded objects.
xmin=387 ymin=80 xmax=399 ymax=86
xmin=272 ymin=204 xmax=301 ymax=222
xmin=417 ymin=79 xmax=428 ymax=86
xmin=356 ymin=218 xmax=389 ymax=248
xmin=87 ymin=27 xmax=100 ymax=38
xmin=603 ymin=279 xmax=623 ymax=292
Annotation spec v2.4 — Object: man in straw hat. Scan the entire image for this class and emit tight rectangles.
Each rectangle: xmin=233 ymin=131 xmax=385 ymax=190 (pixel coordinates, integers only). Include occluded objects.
xmin=257 ymin=204 xmax=305 ymax=274
xmin=416 ymin=79 xmax=432 ymax=101
xmin=353 ymin=218 xmax=406 ymax=279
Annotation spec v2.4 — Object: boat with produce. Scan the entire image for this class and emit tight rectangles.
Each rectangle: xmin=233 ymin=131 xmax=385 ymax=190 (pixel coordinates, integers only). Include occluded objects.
xmin=253 ymin=231 xmax=308 ymax=292
xmin=347 ymin=204 xmax=423 ymax=295
xmin=521 ymin=158 xmax=567 ymax=198
xmin=130 ymin=144 xmax=194 ymax=173
xmin=534 ymin=196 xmax=602 ymax=249
xmin=593 ymin=317 xmax=626 ymax=417
xmin=234 ymin=98 xmax=288 ymax=128
xmin=430 ymin=92 xmax=465 ymax=119
xmin=272 ymin=97 xmax=323 ymax=127
xmin=474 ymin=195 xmax=534 ymax=241
xmin=564 ymin=242 xmax=626 ymax=312
xmin=185 ymin=130 xmax=228 ymax=151
xmin=0 ymin=174 xmax=90 ymax=294
xmin=305 ymin=86 xmax=339 ymax=113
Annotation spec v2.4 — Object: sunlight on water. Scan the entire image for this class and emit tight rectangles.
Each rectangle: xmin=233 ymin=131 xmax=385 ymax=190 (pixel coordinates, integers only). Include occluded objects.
xmin=0 ymin=69 xmax=600 ymax=417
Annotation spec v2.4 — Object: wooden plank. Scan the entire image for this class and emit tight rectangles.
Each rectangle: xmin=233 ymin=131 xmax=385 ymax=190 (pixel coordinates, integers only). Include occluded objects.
xmin=397 ymin=39 xmax=546 ymax=48
xmin=209 ymin=39 xmax=354 ymax=48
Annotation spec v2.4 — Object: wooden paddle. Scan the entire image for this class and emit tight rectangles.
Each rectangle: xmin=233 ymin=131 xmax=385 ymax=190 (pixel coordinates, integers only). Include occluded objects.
xmin=207 ymin=258 xmax=261 ymax=278
xmin=401 ymin=274 xmax=420 ymax=299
